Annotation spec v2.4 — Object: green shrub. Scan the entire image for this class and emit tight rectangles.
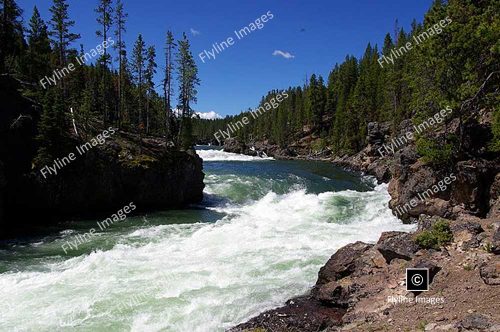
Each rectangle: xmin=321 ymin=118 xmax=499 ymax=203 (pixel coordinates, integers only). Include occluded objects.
xmin=416 ymin=137 xmax=454 ymax=165
xmin=415 ymin=219 xmax=453 ymax=249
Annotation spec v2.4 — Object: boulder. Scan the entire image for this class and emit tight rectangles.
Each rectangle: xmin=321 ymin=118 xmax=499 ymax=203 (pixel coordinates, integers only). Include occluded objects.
xmin=223 ymin=137 xmax=247 ymax=154
xmin=376 ymin=232 xmax=419 ymax=263
xmin=315 ymin=281 xmax=353 ymax=307
xmin=455 ymin=314 xmax=493 ymax=331
xmin=479 ymin=261 xmax=500 ymax=285
xmin=450 ymin=221 xmax=484 ymax=250
xmin=316 ymin=242 xmax=373 ymax=286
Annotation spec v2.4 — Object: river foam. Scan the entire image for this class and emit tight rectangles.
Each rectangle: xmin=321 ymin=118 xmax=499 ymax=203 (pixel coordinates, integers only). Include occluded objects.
xmin=197 ymin=149 xmax=273 ymax=161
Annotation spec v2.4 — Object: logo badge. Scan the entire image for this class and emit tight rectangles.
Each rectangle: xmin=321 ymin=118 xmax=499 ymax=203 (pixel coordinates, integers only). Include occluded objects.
xmin=406 ymin=268 xmax=429 ymax=292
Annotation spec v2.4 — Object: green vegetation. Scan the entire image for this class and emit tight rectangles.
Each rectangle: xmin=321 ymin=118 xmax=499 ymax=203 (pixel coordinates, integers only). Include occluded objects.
xmin=416 ymin=137 xmax=454 ymax=165
xmin=194 ymin=0 xmax=499 ymax=163
xmin=415 ymin=219 xmax=453 ymax=249
xmin=1 ymin=0 xmax=199 ymax=166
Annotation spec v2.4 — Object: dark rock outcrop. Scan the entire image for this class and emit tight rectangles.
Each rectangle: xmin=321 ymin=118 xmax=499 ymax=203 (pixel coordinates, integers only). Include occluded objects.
xmin=0 ymin=75 xmax=205 ymax=238
xmin=452 ymin=159 xmax=499 ymax=216
xmin=366 ymin=121 xmax=390 ymax=147
xmin=479 ymin=261 xmax=500 ymax=285
xmin=229 ymin=296 xmax=344 ymax=332
xmin=376 ymin=231 xmax=419 ymax=263
xmin=223 ymin=137 xmax=247 ymax=154
xmin=316 ymin=281 xmax=359 ymax=308
xmin=316 ymin=241 xmax=373 ymax=286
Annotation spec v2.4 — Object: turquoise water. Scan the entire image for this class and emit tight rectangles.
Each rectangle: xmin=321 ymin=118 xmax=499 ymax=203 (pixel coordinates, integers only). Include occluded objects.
xmin=0 ymin=147 xmax=414 ymax=331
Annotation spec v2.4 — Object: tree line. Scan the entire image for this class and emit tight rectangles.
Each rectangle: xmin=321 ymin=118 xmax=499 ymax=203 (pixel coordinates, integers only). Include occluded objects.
xmin=0 ymin=0 xmax=200 ymax=166
xmin=194 ymin=0 xmax=499 ymax=164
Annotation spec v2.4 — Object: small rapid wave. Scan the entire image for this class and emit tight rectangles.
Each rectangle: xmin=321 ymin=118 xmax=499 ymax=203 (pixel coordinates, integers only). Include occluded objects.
xmin=197 ymin=149 xmax=274 ymax=161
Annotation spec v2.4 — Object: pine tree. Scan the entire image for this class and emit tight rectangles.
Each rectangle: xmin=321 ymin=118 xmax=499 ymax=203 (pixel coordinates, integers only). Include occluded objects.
xmin=131 ymin=34 xmax=146 ymax=130
xmin=25 ymin=6 xmax=52 ymax=82
xmin=95 ymin=0 xmax=113 ymax=67
xmin=113 ymin=0 xmax=127 ymax=127
xmin=49 ymin=0 xmax=80 ymax=67
xmin=176 ymin=32 xmax=200 ymax=149
xmin=144 ymin=45 xmax=157 ymax=134
xmin=163 ymin=31 xmax=176 ymax=139
xmin=0 ymin=0 xmax=25 ymax=72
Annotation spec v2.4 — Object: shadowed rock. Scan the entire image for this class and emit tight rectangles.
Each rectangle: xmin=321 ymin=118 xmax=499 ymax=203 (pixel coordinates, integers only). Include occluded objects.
xmin=376 ymin=231 xmax=419 ymax=263
xmin=316 ymin=241 xmax=373 ymax=286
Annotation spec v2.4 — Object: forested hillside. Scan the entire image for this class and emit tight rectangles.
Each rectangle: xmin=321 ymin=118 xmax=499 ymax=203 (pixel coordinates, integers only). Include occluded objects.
xmin=1 ymin=0 xmax=200 ymax=158
xmin=194 ymin=0 xmax=499 ymax=164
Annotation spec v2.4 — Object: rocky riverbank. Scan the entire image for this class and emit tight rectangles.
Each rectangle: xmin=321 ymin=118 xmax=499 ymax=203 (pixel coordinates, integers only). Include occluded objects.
xmin=227 ymin=113 xmax=500 ymax=331
xmin=0 ymin=75 xmax=205 ymax=239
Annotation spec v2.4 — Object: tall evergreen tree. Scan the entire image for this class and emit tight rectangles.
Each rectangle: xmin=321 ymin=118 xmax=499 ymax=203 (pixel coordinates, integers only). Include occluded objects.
xmin=131 ymin=34 xmax=146 ymax=130
xmin=144 ymin=45 xmax=157 ymax=134
xmin=25 ymin=6 xmax=52 ymax=81
xmin=95 ymin=0 xmax=113 ymax=67
xmin=0 ymin=0 xmax=25 ymax=72
xmin=49 ymin=0 xmax=80 ymax=67
xmin=113 ymin=0 xmax=127 ymax=127
xmin=163 ymin=31 xmax=176 ymax=139
xmin=176 ymin=32 xmax=200 ymax=149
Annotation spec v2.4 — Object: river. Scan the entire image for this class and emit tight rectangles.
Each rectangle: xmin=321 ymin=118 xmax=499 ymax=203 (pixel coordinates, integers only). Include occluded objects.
xmin=0 ymin=147 xmax=414 ymax=331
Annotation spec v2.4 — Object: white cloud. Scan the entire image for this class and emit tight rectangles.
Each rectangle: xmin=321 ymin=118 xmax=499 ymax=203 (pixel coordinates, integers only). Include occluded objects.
xmin=190 ymin=28 xmax=200 ymax=36
xmin=195 ymin=111 xmax=222 ymax=120
xmin=272 ymin=50 xmax=295 ymax=59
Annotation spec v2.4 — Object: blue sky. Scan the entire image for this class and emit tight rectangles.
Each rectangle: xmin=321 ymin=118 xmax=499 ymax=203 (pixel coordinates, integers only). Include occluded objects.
xmin=18 ymin=0 xmax=433 ymax=117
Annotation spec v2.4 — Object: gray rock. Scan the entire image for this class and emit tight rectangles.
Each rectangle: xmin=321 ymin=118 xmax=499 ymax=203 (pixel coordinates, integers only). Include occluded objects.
xmin=376 ymin=231 xmax=419 ymax=263
xmin=451 ymin=221 xmax=484 ymax=250
xmin=455 ymin=313 xmax=492 ymax=330
xmin=479 ymin=261 xmax=500 ymax=285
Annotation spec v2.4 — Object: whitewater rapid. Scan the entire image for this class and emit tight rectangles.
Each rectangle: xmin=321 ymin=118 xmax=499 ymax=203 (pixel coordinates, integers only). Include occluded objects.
xmin=197 ymin=149 xmax=273 ymax=161
xmin=0 ymin=149 xmax=414 ymax=332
